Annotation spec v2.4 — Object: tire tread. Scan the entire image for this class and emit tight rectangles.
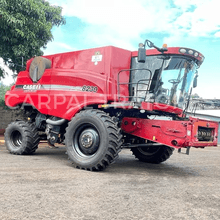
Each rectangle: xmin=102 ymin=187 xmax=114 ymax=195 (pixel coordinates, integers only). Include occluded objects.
xmin=5 ymin=121 xmax=40 ymax=155
xmin=65 ymin=109 xmax=122 ymax=171
xmin=131 ymin=145 xmax=174 ymax=164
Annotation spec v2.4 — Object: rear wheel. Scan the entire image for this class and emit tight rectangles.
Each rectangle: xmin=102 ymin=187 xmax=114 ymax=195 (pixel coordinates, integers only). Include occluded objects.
xmin=5 ymin=121 xmax=40 ymax=155
xmin=65 ymin=110 xmax=122 ymax=171
xmin=131 ymin=145 xmax=174 ymax=163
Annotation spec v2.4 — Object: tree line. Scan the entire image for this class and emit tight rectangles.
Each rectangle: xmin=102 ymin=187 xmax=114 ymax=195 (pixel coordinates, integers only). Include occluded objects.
xmin=0 ymin=83 xmax=10 ymax=107
xmin=0 ymin=0 xmax=65 ymax=79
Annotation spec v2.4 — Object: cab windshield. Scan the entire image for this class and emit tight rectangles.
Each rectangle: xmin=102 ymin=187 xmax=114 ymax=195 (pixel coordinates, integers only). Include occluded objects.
xmin=130 ymin=55 xmax=198 ymax=109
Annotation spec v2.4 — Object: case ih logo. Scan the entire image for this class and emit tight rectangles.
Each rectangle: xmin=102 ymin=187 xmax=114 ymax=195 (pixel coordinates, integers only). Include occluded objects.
xmin=23 ymin=85 xmax=41 ymax=90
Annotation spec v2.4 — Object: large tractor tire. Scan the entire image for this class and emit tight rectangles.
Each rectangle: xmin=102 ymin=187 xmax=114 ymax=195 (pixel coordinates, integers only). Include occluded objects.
xmin=131 ymin=145 xmax=174 ymax=164
xmin=65 ymin=109 xmax=122 ymax=171
xmin=5 ymin=121 xmax=40 ymax=155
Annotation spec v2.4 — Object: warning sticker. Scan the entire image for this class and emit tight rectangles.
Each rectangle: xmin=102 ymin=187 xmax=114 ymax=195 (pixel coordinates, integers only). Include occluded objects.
xmin=92 ymin=53 xmax=102 ymax=65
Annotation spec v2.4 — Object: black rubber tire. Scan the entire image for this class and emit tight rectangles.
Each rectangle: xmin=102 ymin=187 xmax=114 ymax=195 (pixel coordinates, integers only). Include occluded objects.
xmin=65 ymin=109 xmax=122 ymax=171
xmin=131 ymin=145 xmax=174 ymax=164
xmin=4 ymin=121 xmax=40 ymax=155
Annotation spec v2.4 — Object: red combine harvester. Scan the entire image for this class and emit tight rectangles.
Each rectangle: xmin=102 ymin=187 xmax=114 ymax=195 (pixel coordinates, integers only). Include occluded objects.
xmin=5 ymin=39 xmax=218 ymax=171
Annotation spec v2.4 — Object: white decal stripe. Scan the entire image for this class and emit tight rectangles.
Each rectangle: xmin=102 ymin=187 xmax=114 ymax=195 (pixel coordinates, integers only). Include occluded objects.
xmin=15 ymin=84 xmax=83 ymax=91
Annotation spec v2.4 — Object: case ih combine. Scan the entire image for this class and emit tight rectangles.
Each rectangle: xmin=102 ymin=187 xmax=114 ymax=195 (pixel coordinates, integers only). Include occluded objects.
xmin=4 ymin=40 xmax=218 ymax=171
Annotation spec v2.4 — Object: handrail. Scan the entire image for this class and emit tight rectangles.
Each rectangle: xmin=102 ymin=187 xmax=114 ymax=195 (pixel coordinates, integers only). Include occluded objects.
xmin=117 ymin=68 xmax=152 ymax=102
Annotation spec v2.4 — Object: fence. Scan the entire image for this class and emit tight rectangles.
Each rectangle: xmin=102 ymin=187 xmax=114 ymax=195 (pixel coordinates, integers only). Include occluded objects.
xmin=0 ymin=107 xmax=25 ymax=134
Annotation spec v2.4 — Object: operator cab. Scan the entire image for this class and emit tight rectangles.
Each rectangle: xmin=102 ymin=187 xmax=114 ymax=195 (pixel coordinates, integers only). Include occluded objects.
xmin=130 ymin=40 xmax=201 ymax=110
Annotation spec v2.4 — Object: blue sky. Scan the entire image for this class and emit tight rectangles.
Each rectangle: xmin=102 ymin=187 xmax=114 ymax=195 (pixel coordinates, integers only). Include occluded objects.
xmin=2 ymin=0 xmax=220 ymax=99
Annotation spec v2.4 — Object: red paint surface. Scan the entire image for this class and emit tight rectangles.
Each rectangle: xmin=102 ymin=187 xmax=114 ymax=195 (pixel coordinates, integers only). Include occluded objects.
xmin=121 ymin=116 xmax=218 ymax=149
xmin=5 ymin=46 xmax=204 ymax=119
xmin=132 ymin=47 xmax=204 ymax=66
xmin=5 ymin=45 xmax=218 ymax=148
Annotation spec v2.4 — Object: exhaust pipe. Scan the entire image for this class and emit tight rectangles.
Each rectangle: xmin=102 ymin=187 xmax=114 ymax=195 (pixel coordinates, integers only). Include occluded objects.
xmin=46 ymin=118 xmax=67 ymax=126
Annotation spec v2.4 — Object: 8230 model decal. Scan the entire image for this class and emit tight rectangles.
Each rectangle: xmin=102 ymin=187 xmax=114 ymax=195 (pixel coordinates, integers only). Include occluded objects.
xmin=82 ymin=85 xmax=98 ymax=92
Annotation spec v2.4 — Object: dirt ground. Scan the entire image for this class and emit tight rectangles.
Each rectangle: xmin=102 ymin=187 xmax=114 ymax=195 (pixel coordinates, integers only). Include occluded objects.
xmin=0 ymin=137 xmax=220 ymax=220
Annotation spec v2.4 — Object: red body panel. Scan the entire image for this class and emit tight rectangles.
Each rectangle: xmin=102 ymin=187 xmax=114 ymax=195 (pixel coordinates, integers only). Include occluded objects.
xmin=121 ymin=117 xmax=218 ymax=148
xmin=5 ymin=44 xmax=218 ymax=149
xmin=5 ymin=46 xmax=132 ymax=119
xmin=5 ymin=45 xmax=204 ymax=118
xmin=141 ymin=102 xmax=183 ymax=115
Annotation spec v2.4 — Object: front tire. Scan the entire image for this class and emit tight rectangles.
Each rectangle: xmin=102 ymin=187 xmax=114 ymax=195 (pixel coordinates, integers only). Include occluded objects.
xmin=4 ymin=121 xmax=40 ymax=155
xmin=131 ymin=145 xmax=174 ymax=164
xmin=65 ymin=110 xmax=122 ymax=171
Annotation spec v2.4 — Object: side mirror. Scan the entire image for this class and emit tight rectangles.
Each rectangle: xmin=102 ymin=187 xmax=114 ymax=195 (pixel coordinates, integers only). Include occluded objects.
xmin=193 ymin=75 xmax=198 ymax=88
xmin=138 ymin=47 xmax=146 ymax=63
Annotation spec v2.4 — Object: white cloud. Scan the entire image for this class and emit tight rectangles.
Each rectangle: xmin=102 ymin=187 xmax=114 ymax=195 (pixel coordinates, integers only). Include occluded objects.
xmin=194 ymin=85 xmax=220 ymax=99
xmin=43 ymin=41 xmax=76 ymax=55
xmin=187 ymin=0 xmax=220 ymax=37
xmin=48 ymin=0 xmax=179 ymax=49
xmin=47 ymin=0 xmax=220 ymax=49
xmin=172 ymin=0 xmax=201 ymax=10
xmin=214 ymin=32 xmax=220 ymax=38
xmin=0 ymin=59 xmax=15 ymax=86
xmin=171 ymin=0 xmax=220 ymax=39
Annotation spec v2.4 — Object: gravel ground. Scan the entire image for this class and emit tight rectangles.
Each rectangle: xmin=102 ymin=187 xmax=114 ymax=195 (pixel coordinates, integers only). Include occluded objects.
xmin=0 ymin=142 xmax=220 ymax=220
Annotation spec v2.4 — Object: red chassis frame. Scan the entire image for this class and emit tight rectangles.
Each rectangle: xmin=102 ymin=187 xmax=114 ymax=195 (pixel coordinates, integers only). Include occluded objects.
xmin=121 ymin=116 xmax=218 ymax=149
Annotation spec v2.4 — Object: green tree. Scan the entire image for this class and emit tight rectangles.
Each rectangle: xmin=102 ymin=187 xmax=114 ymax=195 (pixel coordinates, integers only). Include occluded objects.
xmin=0 ymin=0 xmax=65 ymax=79
xmin=0 ymin=83 xmax=11 ymax=106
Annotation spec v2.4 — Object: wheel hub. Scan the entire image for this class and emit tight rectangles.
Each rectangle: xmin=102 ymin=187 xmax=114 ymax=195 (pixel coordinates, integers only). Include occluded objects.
xmin=78 ymin=128 xmax=100 ymax=156
xmin=81 ymin=133 xmax=93 ymax=148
